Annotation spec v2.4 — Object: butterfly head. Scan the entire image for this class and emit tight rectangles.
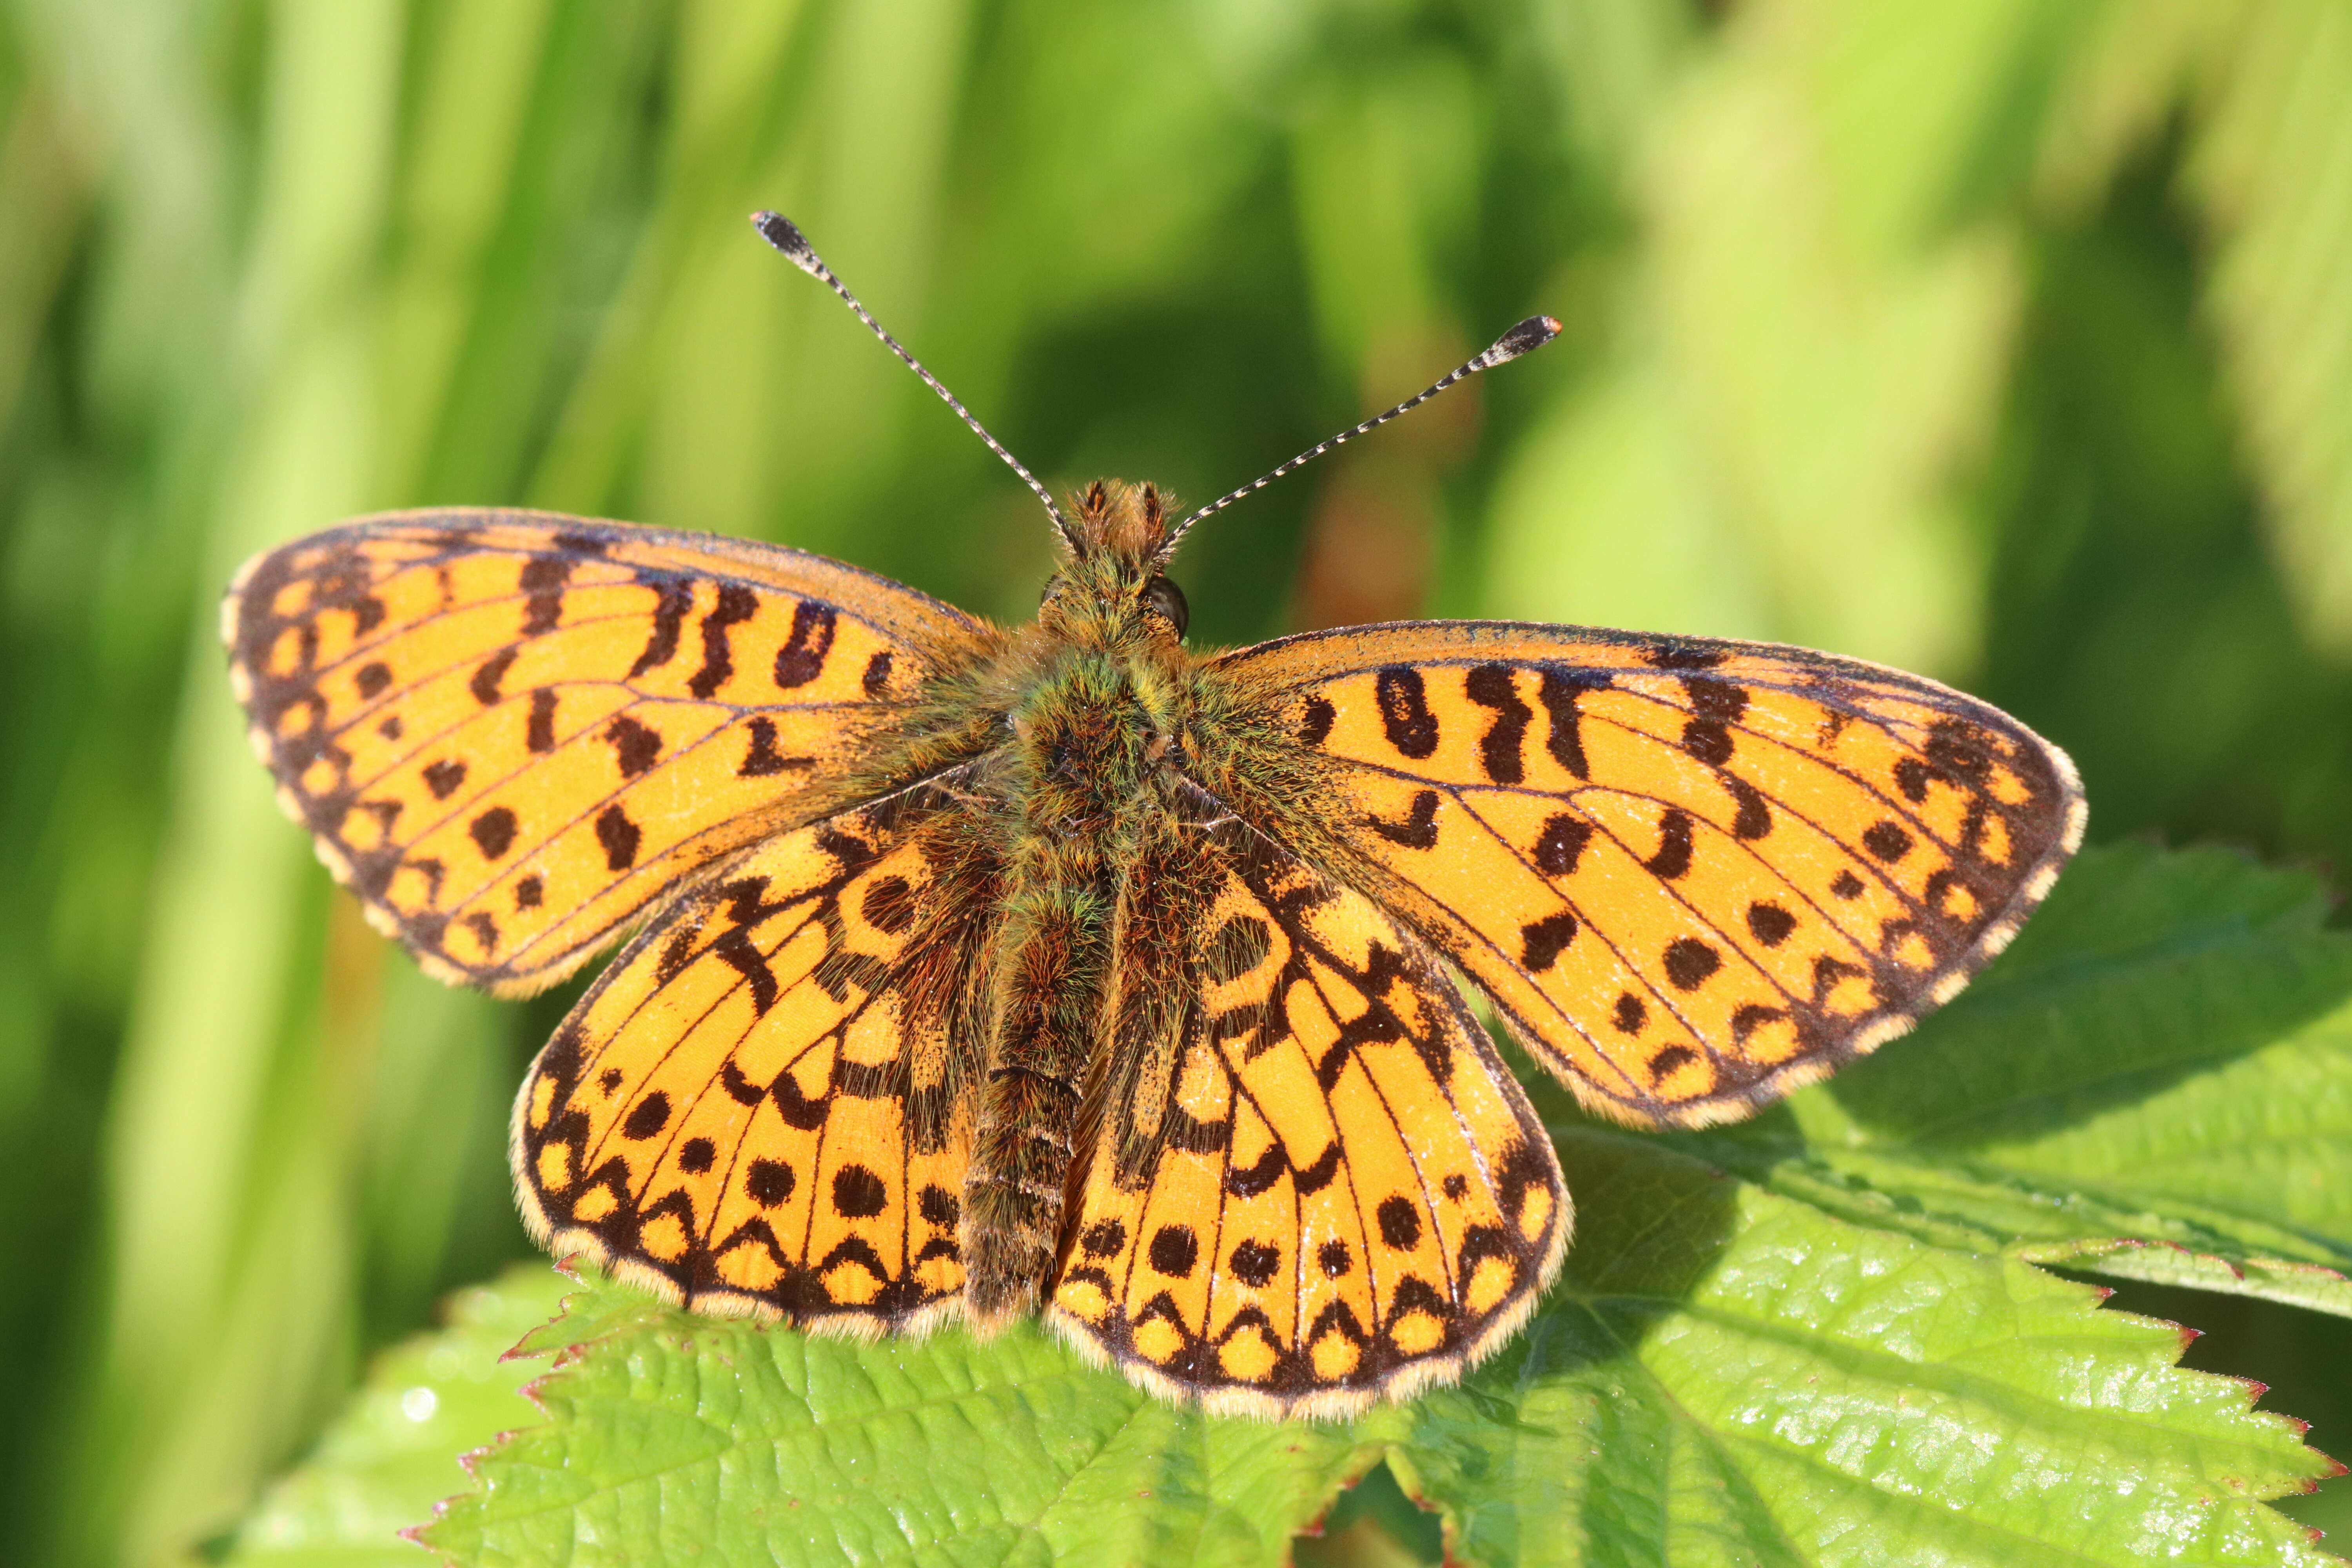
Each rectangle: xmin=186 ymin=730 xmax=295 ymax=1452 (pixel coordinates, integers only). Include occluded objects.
xmin=1036 ymin=479 xmax=1189 ymax=646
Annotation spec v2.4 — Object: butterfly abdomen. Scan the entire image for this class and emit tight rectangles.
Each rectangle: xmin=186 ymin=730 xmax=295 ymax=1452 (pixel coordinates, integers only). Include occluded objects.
xmin=962 ymin=648 xmax=1160 ymax=1327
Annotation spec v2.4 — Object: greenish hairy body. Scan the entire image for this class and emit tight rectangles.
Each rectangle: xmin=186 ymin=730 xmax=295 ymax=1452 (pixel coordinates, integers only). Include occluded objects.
xmin=828 ymin=482 xmax=1328 ymax=1325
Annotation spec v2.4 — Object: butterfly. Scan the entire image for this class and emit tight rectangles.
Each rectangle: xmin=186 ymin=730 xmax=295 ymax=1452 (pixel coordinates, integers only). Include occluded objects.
xmin=224 ymin=212 xmax=2085 ymax=1419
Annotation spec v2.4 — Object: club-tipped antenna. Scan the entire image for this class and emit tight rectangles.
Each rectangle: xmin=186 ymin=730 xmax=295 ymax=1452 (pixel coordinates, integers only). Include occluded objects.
xmin=753 ymin=211 xmax=1077 ymax=550
xmin=1161 ymin=315 xmax=1564 ymax=552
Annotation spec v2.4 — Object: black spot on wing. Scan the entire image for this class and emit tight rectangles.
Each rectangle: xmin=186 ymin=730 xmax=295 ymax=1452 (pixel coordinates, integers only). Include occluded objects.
xmin=689 ymin=584 xmax=758 ymax=699
xmin=461 ymin=911 xmax=498 ymax=953
xmin=1682 ymin=676 xmax=1747 ymax=768
xmin=1368 ymin=789 xmax=1440 ymax=849
xmin=719 ymin=1058 xmax=766 ymax=1106
xmin=1298 ymin=694 xmax=1336 ymax=747
xmin=1224 ymin=1144 xmax=1283 ymax=1199
xmin=739 ymin=715 xmax=813 ymax=777
xmin=470 ymin=647 xmax=518 ymax=706
xmin=622 ymin=1091 xmax=671 ymax=1139
xmin=1725 ymin=775 xmax=1771 ymax=839
xmin=1374 ymin=667 xmax=1439 ymax=759
xmin=831 ymin=1164 xmax=887 ymax=1218
xmin=1684 ymin=676 xmax=1747 ymax=724
xmin=1748 ymin=901 xmax=1796 ymax=947
xmin=1375 ymin=1195 xmax=1421 ymax=1250
xmin=713 ymin=927 xmax=779 ymax=1013
xmin=1520 ymin=911 xmax=1577 ymax=972
xmin=470 ymin=807 xmax=518 ymax=859
xmin=596 ymin=805 xmax=641 ymax=870
xmin=1149 ymin=1225 xmax=1200 ymax=1278
xmin=1534 ymin=813 xmax=1592 ymax=877
xmin=628 ymin=577 xmax=692 ymax=678
xmin=1662 ymin=937 xmax=1720 ymax=990
xmin=520 ymin=556 xmax=571 ymax=636
xmin=1864 ymin=820 xmax=1913 ymax=862
xmin=423 ymin=759 xmax=467 ymax=800
xmin=606 ymin=715 xmax=662 ymax=777
xmin=1647 ymin=1044 xmax=1697 ymax=1084
xmin=1536 ymin=667 xmax=1602 ymax=779
xmin=746 ymin=1158 xmax=795 ymax=1206
xmin=773 ymin=600 xmax=837 ymax=689
xmin=1644 ymin=808 xmax=1695 ymax=879
xmin=1294 ymin=1143 xmax=1341 ymax=1196
xmin=1463 ymin=663 xmax=1530 ymax=784
xmin=771 ymin=1069 xmax=829 ymax=1131
xmin=526 ymin=688 xmax=558 ymax=753
xmin=1229 ymin=1240 xmax=1281 ymax=1288
xmin=1683 ymin=716 xmax=1734 ymax=767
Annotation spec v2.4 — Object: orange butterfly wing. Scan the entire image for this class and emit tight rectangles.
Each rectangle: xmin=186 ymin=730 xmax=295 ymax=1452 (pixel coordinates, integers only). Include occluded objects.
xmin=224 ymin=510 xmax=987 ymax=994
xmin=1049 ymin=808 xmax=1568 ymax=1417
xmin=515 ymin=782 xmax=994 ymax=1328
xmin=1210 ymin=623 xmax=2085 ymax=1128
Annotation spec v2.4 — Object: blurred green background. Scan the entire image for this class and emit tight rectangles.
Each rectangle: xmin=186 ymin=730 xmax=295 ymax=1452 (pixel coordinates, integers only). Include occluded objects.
xmin=3 ymin=0 xmax=2349 ymax=1564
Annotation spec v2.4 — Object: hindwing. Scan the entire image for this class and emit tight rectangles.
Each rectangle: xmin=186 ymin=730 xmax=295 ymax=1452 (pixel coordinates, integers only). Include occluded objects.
xmin=1049 ymin=800 xmax=1569 ymax=1417
xmin=1213 ymin=622 xmax=2086 ymax=1128
xmin=225 ymin=510 xmax=987 ymax=993
xmin=513 ymin=783 xmax=995 ymax=1330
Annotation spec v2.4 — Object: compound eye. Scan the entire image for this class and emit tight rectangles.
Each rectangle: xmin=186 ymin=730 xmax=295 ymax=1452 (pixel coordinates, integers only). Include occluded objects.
xmin=1142 ymin=574 xmax=1189 ymax=637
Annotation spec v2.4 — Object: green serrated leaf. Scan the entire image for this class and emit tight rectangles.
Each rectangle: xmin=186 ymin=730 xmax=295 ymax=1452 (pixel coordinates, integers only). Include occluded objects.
xmin=1733 ymin=843 xmax=2352 ymax=1314
xmin=423 ymin=1289 xmax=1380 ymax=1567
xmin=1744 ymin=1145 xmax=2352 ymax=1318
xmin=225 ymin=1263 xmax=574 ymax=1566
xmin=1417 ymin=1127 xmax=2338 ymax=1568
xmin=414 ymin=1132 xmax=2337 ymax=1568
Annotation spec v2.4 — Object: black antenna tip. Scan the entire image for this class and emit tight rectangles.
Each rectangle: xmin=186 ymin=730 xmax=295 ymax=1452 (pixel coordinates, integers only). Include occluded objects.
xmin=751 ymin=211 xmax=822 ymax=275
xmin=1479 ymin=315 xmax=1563 ymax=368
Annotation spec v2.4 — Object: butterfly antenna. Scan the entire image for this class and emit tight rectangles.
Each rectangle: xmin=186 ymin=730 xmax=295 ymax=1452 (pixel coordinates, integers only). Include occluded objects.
xmin=1161 ymin=315 xmax=1563 ymax=551
xmin=753 ymin=212 xmax=1078 ymax=550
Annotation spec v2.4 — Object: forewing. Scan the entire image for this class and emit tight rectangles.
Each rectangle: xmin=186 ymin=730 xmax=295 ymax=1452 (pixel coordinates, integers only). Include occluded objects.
xmin=225 ymin=509 xmax=987 ymax=993
xmin=1049 ymin=811 xmax=1568 ymax=1417
xmin=1211 ymin=623 xmax=2086 ymax=1128
xmin=514 ymin=784 xmax=994 ymax=1330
